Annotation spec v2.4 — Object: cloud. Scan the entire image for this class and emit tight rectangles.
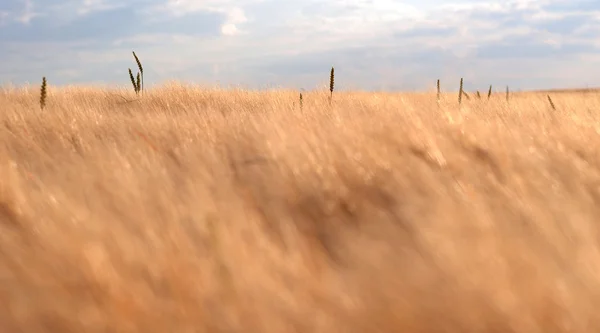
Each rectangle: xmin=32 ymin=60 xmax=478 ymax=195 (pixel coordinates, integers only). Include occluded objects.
xmin=147 ymin=0 xmax=254 ymax=35
xmin=77 ymin=0 xmax=125 ymax=15
xmin=14 ymin=0 xmax=40 ymax=24
xmin=0 ymin=0 xmax=599 ymax=91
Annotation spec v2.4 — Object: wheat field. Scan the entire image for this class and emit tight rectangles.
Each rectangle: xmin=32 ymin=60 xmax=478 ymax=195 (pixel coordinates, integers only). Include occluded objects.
xmin=1 ymin=82 xmax=600 ymax=332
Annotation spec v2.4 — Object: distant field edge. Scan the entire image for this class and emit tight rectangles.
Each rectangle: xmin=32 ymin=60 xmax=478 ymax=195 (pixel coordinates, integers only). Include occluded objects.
xmin=527 ymin=87 xmax=600 ymax=94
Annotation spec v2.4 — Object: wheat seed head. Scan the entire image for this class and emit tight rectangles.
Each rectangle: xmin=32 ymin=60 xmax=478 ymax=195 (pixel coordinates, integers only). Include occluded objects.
xmin=128 ymin=68 xmax=138 ymax=92
xmin=132 ymin=51 xmax=143 ymax=74
xmin=40 ymin=76 xmax=47 ymax=110
xmin=329 ymin=67 xmax=335 ymax=94
xmin=458 ymin=78 xmax=464 ymax=104
xmin=547 ymin=95 xmax=556 ymax=110
xmin=136 ymin=72 xmax=141 ymax=93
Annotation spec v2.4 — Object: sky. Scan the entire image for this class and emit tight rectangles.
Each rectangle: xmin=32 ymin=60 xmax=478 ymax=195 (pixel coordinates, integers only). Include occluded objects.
xmin=0 ymin=0 xmax=599 ymax=91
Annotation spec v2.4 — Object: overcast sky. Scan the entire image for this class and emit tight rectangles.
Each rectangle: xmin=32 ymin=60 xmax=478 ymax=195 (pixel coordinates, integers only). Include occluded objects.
xmin=0 ymin=0 xmax=599 ymax=91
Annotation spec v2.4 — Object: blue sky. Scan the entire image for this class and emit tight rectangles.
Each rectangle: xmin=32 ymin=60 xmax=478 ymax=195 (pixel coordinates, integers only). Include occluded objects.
xmin=0 ymin=0 xmax=599 ymax=91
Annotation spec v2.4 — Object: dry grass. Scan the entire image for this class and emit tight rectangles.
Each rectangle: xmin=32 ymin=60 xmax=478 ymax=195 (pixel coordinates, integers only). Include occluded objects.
xmin=1 ymin=82 xmax=600 ymax=332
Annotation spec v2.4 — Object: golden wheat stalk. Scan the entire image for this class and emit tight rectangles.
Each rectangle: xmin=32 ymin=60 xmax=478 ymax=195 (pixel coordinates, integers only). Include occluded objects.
xmin=487 ymin=85 xmax=492 ymax=100
xmin=128 ymin=68 xmax=139 ymax=95
xmin=547 ymin=95 xmax=556 ymax=110
xmin=458 ymin=77 xmax=463 ymax=104
xmin=476 ymin=91 xmax=481 ymax=99
xmin=136 ymin=72 xmax=141 ymax=94
xmin=329 ymin=67 xmax=335 ymax=105
xmin=132 ymin=51 xmax=144 ymax=94
xmin=40 ymin=76 xmax=47 ymax=110
xmin=299 ymin=92 xmax=303 ymax=111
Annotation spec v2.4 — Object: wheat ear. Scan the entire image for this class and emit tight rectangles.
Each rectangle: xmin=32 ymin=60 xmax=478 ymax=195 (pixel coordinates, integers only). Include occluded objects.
xmin=329 ymin=67 xmax=335 ymax=105
xmin=136 ymin=72 xmax=141 ymax=94
xmin=40 ymin=76 xmax=47 ymax=110
xmin=128 ymin=68 xmax=139 ymax=95
xmin=547 ymin=95 xmax=556 ymax=110
xmin=132 ymin=51 xmax=144 ymax=94
xmin=458 ymin=77 xmax=463 ymax=104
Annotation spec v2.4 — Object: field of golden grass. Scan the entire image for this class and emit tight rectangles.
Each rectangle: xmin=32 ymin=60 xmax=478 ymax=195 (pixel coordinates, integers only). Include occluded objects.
xmin=1 ymin=82 xmax=600 ymax=332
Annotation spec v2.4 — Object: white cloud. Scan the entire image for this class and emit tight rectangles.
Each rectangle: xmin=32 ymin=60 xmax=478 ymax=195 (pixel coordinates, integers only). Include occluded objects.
xmin=77 ymin=0 xmax=124 ymax=16
xmin=286 ymin=0 xmax=425 ymax=36
xmin=220 ymin=6 xmax=248 ymax=35
xmin=15 ymin=0 xmax=40 ymax=24
xmin=153 ymin=0 xmax=257 ymax=36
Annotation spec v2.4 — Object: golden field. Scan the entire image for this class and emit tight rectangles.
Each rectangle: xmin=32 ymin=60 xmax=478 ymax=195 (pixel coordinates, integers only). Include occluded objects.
xmin=1 ymin=83 xmax=600 ymax=332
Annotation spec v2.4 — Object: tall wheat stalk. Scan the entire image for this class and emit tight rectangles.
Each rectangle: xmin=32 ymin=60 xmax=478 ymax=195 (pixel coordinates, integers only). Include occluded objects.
xmin=128 ymin=68 xmax=140 ymax=95
xmin=136 ymin=72 xmax=141 ymax=94
xmin=506 ymin=86 xmax=509 ymax=102
xmin=132 ymin=51 xmax=144 ymax=94
xmin=487 ymin=85 xmax=492 ymax=100
xmin=299 ymin=92 xmax=303 ymax=111
xmin=458 ymin=78 xmax=464 ymax=104
xmin=547 ymin=95 xmax=556 ymax=110
xmin=329 ymin=67 xmax=335 ymax=105
xmin=39 ymin=77 xmax=47 ymax=110
xmin=436 ymin=79 xmax=440 ymax=103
